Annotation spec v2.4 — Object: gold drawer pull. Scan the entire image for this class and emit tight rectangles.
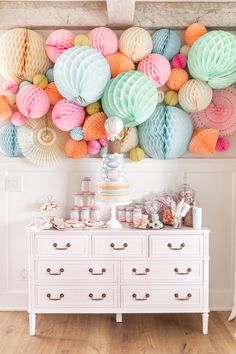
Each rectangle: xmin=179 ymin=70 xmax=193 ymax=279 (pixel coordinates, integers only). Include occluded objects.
xmin=89 ymin=293 xmax=106 ymax=301
xmin=53 ymin=242 xmax=71 ymax=250
xmin=47 ymin=268 xmax=64 ymax=276
xmin=47 ymin=293 xmax=64 ymax=301
xmin=168 ymin=243 xmax=185 ymax=250
xmin=132 ymin=293 xmax=150 ymax=301
xmin=174 ymin=267 xmax=192 ymax=275
xmin=174 ymin=293 xmax=192 ymax=301
xmin=89 ymin=268 xmax=106 ymax=275
xmin=132 ymin=268 xmax=150 ymax=275
xmin=110 ymin=242 xmax=128 ymax=250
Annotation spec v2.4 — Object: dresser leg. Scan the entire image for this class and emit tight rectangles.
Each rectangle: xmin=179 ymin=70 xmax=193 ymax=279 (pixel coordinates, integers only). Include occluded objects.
xmin=202 ymin=313 xmax=209 ymax=335
xmin=29 ymin=313 xmax=36 ymax=336
xmin=116 ymin=313 xmax=122 ymax=323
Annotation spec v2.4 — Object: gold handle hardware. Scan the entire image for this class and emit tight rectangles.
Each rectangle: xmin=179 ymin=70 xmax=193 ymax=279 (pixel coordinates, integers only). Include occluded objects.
xmin=110 ymin=242 xmax=128 ymax=250
xmin=47 ymin=293 xmax=64 ymax=301
xmin=47 ymin=268 xmax=64 ymax=275
xmin=132 ymin=293 xmax=150 ymax=301
xmin=53 ymin=242 xmax=71 ymax=250
xmin=174 ymin=267 xmax=192 ymax=275
xmin=89 ymin=293 xmax=106 ymax=301
xmin=89 ymin=268 xmax=106 ymax=275
xmin=168 ymin=243 xmax=185 ymax=250
xmin=174 ymin=293 xmax=192 ymax=301
xmin=132 ymin=268 xmax=150 ymax=275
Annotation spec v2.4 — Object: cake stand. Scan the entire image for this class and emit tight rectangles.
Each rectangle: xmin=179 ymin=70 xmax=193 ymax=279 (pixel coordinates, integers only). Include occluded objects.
xmin=98 ymin=201 xmax=131 ymax=229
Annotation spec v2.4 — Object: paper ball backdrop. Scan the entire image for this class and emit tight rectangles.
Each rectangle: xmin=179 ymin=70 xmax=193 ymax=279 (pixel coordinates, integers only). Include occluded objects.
xmin=138 ymin=105 xmax=193 ymax=159
xmin=106 ymin=51 xmax=135 ymax=78
xmin=0 ymin=123 xmax=21 ymax=157
xmin=46 ymin=68 xmax=54 ymax=83
xmin=129 ymin=147 xmax=145 ymax=161
xmin=164 ymin=91 xmax=178 ymax=106
xmin=178 ymin=79 xmax=212 ymax=113
xmin=52 ymin=99 xmax=85 ymax=132
xmin=88 ymin=27 xmax=118 ymax=56
xmin=3 ymin=80 xmax=19 ymax=94
xmin=152 ymin=29 xmax=181 ymax=60
xmin=189 ymin=128 xmax=219 ymax=154
xmin=74 ymin=34 xmax=90 ymax=47
xmin=0 ymin=96 xmax=12 ymax=120
xmin=171 ymin=54 xmax=187 ymax=69
xmin=86 ymin=101 xmax=102 ymax=115
xmin=167 ymin=69 xmax=189 ymax=91
xmin=11 ymin=112 xmax=26 ymax=127
xmin=87 ymin=140 xmax=101 ymax=155
xmin=137 ymin=54 xmax=171 ymax=87
xmin=185 ymin=23 xmax=207 ymax=47
xmin=83 ymin=112 xmax=107 ymax=141
xmin=118 ymin=127 xmax=139 ymax=153
xmin=216 ymin=136 xmax=230 ymax=151
xmin=188 ymin=31 xmax=236 ymax=89
xmin=19 ymin=81 xmax=32 ymax=90
xmin=54 ymin=46 xmax=111 ymax=106
xmin=105 ymin=116 xmax=123 ymax=137
xmin=65 ymin=139 xmax=87 ymax=159
xmin=70 ymin=127 xmax=84 ymax=141
xmin=0 ymin=28 xmax=51 ymax=82
xmin=33 ymin=74 xmax=48 ymax=89
xmin=16 ymin=85 xmax=50 ymax=119
xmin=102 ymin=70 xmax=157 ymax=127
xmin=119 ymin=27 xmax=153 ymax=62
xmin=45 ymin=83 xmax=62 ymax=106
xmin=45 ymin=29 xmax=74 ymax=63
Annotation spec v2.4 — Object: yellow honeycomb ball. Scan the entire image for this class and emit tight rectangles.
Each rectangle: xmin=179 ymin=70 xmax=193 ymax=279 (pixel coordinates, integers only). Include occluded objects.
xmin=180 ymin=44 xmax=190 ymax=57
xmin=33 ymin=74 xmax=48 ymax=89
xmin=164 ymin=91 xmax=179 ymax=106
xmin=5 ymin=94 xmax=16 ymax=107
xmin=86 ymin=101 xmax=102 ymax=115
xmin=129 ymin=147 xmax=145 ymax=161
xmin=74 ymin=34 xmax=90 ymax=47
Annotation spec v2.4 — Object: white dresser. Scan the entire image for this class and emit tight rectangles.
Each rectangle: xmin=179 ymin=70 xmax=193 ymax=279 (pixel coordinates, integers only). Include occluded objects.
xmin=28 ymin=227 xmax=210 ymax=335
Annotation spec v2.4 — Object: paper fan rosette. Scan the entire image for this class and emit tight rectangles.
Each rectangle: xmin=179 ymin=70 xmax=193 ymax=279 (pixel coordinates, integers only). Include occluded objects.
xmin=18 ymin=117 xmax=68 ymax=166
xmin=191 ymin=86 xmax=236 ymax=136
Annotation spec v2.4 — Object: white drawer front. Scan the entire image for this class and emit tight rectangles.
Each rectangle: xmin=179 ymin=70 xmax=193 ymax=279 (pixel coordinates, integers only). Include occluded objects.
xmin=36 ymin=286 xmax=117 ymax=307
xmin=150 ymin=235 xmax=203 ymax=258
xmin=121 ymin=261 xmax=203 ymax=283
xmin=35 ymin=235 xmax=89 ymax=258
xmin=92 ymin=235 xmax=147 ymax=258
xmin=121 ymin=286 xmax=203 ymax=308
xmin=35 ymin=261 xmax=117 ymax=283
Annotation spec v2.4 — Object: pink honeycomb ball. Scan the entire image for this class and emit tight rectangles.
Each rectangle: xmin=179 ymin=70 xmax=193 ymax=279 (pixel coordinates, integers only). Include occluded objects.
xmin=87 ymin=140 xmax=101 ymax=155
xmin=216 ymin=137 xmax=230 ymax=152
xmin=52 ymin=98 xmax=85 ymax=132
xmin=46 ymin=29 xmax=74 ymax=63
xmin=11 ymin=111 xmax=27 ymax=126
xmin=99 ymin=137 xmax=108 ymax=147
xmin=88 ymin=27 xmax=118 ymax=56
xmin=171 ymin=53 xmax=187 ymax=69
xmin=3 ymin=80 xmax=19 ymax=94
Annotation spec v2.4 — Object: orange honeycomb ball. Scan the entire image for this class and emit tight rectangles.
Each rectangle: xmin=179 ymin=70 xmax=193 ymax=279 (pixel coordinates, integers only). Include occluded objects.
xmin=45 ymin=83 xmax=62 ymax=105
xmin=185 ymin=23 xmax=207 ymax=47
xmin=65 ymin=139 xmax=87 ymax=159
xmin=166 ymin=68 xmax=189 ymax=91
xmin=106 ymin=51 xmax=135 ymax=78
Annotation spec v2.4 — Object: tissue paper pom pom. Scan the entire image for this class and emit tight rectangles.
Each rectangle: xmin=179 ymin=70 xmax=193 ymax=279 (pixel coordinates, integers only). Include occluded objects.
xmin=106 ymin=51 xmax=135 ymax=78
xmin=105 ymin=116 xmax=123 ymax=136
xmin=86 ymin=101 xmax=102 ymax=115
xmin=99 ymin=137 xmax=108 ymax=147
xmin=46 ymin=29 xmax=74 ymax=63
xmin=178 ymin=79 xmax=212 ymax=113
xmin=11 ymin=111 xmax=26 ymax=126
xmin=189 ymin=128 xmax=219 ymax=154
xmin=45 ymin=83 xmax=62 ymax=105
xmin=137 ymin=54 xmax=171 ymax=87
xmin=54 ymin=46 xmax=111 ymax=106
xmin=74 ymin=34 xmax=90 ymax=47
xmin=65 ymin=138 xmax=87 ymax=159
xmin=33 ymin=74 xmax=48 ymax=89
xmin=180 ymin=45 xmax=190 ymax=57
xmin=88 ymin=27 xmax=118 ymax=56
xmin=216 ymin=136 xmax=230 ymax=151
xmin=16 ymin=85 xmax=50 ymax=118
xmin=152 ymin=29 xmax=181 ymax=60
xmin=52 ymin=99 xmax=85 ymax=132
xmin=0 ymin=123 xmax=21 ymax=157
xmin=87 ymin=140 xmax=101 ymax=155
xmin=19 ymin=80 xmax=32 ymax=90
xmin=70 ymin=127 xmax=84 ymax=141
xmin=100 ymin=146 xmax=107 ymax=156
xmin=185 ymin=23 xmax=207 ymax=47
xmin=119 ymin=27 xmax=153 ymax=62
xmin=83 ymin=112 xmax=107 ymax=141
xmin=3 ymin=80 xmax=18 ymax=94
xmin=6 ymin=94 xmax=16 ymax=107
xmin=171 ymin=54 xmax=187 ymax=69
xmin=46 ymin=68 xmax=54 ymax=82
xmin=118 ymin=127 xmax=139 ymax=153
xmin=0 ymin=95 xmax=12 ymax=120
xmin=164 ymin=91 xmax=179 ymax=106
xmin=129 ymin=147 xmax=145 ymax=161
xmin=166 ymin=68 xmax=189 ymax=91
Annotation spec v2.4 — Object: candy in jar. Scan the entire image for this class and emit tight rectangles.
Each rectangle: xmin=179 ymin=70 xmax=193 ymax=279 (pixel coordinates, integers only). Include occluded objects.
xmin=87 ymin=192 xmax=95 ymax=208
xmin=81 ymin=207 xmax=90 ymax=222
xmin=163 ymin=208 xmax=173 ymax=225
xmin=126 ymin=207 xmax=134 ymax=223
xmin=90 ymin=206 xmax=100 ymax=222
xmin=117 ymin=206 xmax=126 ymax=222
xmin=81 ymin=177 xmax=91 ymax=193
xmin=133 ymin=208 xmax=142 ymax=224
xmin=70 ymin=207 xmax=80 ymax=221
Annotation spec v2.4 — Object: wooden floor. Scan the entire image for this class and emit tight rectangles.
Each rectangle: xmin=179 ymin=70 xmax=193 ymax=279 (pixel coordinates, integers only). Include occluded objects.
xmin=0 ymin=312 xmax=236 ymax=354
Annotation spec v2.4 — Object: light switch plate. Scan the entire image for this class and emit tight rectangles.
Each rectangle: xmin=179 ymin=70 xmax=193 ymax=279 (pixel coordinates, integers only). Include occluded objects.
xmin=5 ymin=175 xmax=23 ymax=192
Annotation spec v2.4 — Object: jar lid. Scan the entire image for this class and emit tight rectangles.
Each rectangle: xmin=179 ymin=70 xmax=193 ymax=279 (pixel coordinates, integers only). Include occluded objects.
xmin=126 ymin=207 xmax=134 ymax=211
xmin=72 ymin=207 xmax=79 ymax=210
xmin=134 ymin=208 xmax=142 ymax=212
xmin=81 ymin=177 xmax=91 ymax=181
xmin=82 ymin=207 xmax=90 ymax=210
xmin=118 ymin=206 xmax=126 ymax=210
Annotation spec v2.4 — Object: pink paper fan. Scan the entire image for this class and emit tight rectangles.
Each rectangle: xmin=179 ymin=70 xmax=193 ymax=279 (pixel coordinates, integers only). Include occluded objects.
xmin=191 ymin=86 xmax=236 ymax=136
xmin=88 ymin=27 xmax=118 ymax=56
xmin=46 ymin=29 xmax=74 ymax=63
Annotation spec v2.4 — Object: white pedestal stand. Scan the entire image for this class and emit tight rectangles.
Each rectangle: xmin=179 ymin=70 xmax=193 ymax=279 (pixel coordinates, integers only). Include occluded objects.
xmin=99 ymin=201 xmax=131 ymax=229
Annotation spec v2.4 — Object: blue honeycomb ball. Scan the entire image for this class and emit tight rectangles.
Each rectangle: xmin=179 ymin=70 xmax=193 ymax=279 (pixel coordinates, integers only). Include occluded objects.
xmin=0 ymin=123 xmax=22 ymax=157
xmin=46 ymin=68 xmax=54 ymax=83
xmin=152 ymin=29 xmax=181 ymax=60
xmin=138 ymin=105 xmax=193 ymax=159
xmin=70 ymin=127 xmax=84 ymax=141
xmin=100 ymin=146 xmax=107 ymax=157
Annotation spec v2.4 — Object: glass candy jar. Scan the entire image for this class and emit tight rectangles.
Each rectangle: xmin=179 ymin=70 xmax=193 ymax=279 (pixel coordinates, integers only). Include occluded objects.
xmin=175 ymin=184 xmax=195 ymax=204
xmin=81 ymin=177 xmax=91 ymax=193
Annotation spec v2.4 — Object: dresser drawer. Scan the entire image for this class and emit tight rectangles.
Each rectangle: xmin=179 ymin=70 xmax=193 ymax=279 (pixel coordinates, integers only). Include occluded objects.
xmin=34 ymin=234 xmax=89 ymax=258
xmin=36 ymin=285 xmax=117 ymax=308
xmin=121 ymin=286 xmax=203 ymax=308
xmin=150 ymin=235 xmax=203 ymax=258
xmin=92 ymin=235 xmax=147 ymax=258
xmin=35 ymin=261 xmax=117 ymax=283
xmin=121 ymin=260 xmax=203 ymax=283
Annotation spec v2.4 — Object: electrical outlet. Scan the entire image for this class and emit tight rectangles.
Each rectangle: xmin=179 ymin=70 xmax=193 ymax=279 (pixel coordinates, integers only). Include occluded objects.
xmin=5 ymin=175 xmax=23 ymax=192
xmin=20 ymin=267 xmax=28 ymax=281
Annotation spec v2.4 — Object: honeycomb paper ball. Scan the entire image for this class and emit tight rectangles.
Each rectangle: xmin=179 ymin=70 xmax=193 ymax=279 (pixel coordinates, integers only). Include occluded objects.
xmin=216 ymin=136 xmax=230 ymax=151
xmin=0 ymin=123 xmax=21 ymax=156
xmin=99 ymin=137 xmax=108 ymax=147
xmin=102 ymin=70 xmax=157 ymax=127
xmin=180 ymin=45 xmax=190 ymax=57
xmin=70 ymin=127 xmax=84 ymax=141
xmin=185 ymin=23 xmax=207 ymax=47
xmin=46 ymin=29 xmax=74 ymax=63
xmin=87 ymin=140 xmax=101 ymax=155
xmin=86 ymin=101 xmax=102 ymax=115
xmin=88 ymin=27 xmax=118 ymax=56
xmin=129 ymin=147 xmax=145 ymax=161
xmin=189 ymin=128 xmax=219 ymax=154
xmin=171 ymin=54 xmax=187 ymax=69
xmin=52 ymin=99 xmax=85 ymax=132
xmin=0 ymin=28 xmax=51 ymax=82
xmin=74 ymin=34 xmax=90 ymax=47
xmin=65 ymin=138 xmax=87 ymax=159
xmin=164 ymin=91 xmax=179 ymax=106
xmin=19 ymin=80 xmax=32 ymax=90
xmin=166 ymin=68 xmax=189 ymax=91
xmin=3 ymin=80 xmax=19 ymax=94
xmin=11 ymin=112 xmax=27 ymax=126
xmin=118 ymin=127 xmax=139 ymax=153
xmin=46 ymin=68 xmax=54 ymax=83
xmin=152 ymin=29 xmax=181 ymax=60
xmin=119 ymin=27 xmax=153 ymax=62
xmin=0 ymin=95 xmax=12 ymax=120
xmin=106 ymin=51 xmax=135 ymax=78
xmin=188 ymin=31 xmax=236 ymax=89
xmin=178 ymin=79 xmax=212 ymax=113
xmin=16 ymin=85 xmax=50 ymax=118
xmin=33 ymin=74 xmax=48 ymax=89
xmin=83 ymin=112 xmax=107 ymax=141
xmin=6 ymin=94 xmax=16 ymax=108
xmin=45 ymin=83 xmax=62 ymax=105
xmin=138 ymin=105 xmax=193 ymax=159
xmin=105 ymin=116 xmax=123 ymax=137
xmin=100 ymin=146 xmax=107 ymax=156
xmin=137 ymin=54 xmax=171 ymax=88
xmin=54 ymin=46 xmax=111 ymax=106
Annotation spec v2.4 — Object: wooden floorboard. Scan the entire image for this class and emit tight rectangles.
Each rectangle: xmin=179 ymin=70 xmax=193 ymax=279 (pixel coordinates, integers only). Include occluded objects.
xmin=0 ymin=312 xmax=235 ymax=354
